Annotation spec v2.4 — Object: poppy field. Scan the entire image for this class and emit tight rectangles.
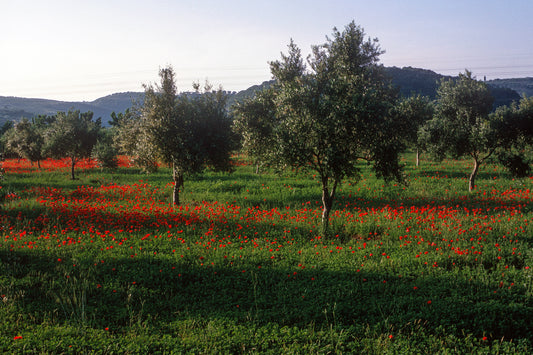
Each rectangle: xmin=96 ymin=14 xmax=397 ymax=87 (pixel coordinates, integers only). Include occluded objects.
xmin=0 ymin=154 xmax=531 ymax=354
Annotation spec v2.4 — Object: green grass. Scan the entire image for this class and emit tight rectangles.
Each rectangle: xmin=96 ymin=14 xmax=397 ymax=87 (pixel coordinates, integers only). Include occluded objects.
xmin=0 ymin=154 xmax=531 ymax=353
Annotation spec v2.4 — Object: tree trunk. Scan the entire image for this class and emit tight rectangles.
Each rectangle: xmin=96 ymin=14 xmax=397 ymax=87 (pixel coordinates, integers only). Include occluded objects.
xmin=37 ymin=160 xmax=41 ymax=170
xmin=320 ymin=178 xmax=337 ymax=235
xmin=255 ymin=162 xmax=260 ymax=174
xmin=416 ymin=148 xmax=420 ymax=167
xmin=172 ymin=163 xmax=184 ymax=206
xmin=70 ymin=157 xmax=76 ymax=180
xmin=469 ymin=158 xmax=479 ymax=192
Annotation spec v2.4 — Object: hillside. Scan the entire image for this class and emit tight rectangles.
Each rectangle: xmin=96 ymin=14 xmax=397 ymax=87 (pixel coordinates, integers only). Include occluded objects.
xmin=0 ymin=67 xmax=527 ymax=127
xmin=0 ymin=92 xmax=144 ymax=127
xmin=487 ymin=77 xmax=533 ymax=98
xmin=229 ymin=67 xmax=522 ymax=109
xmin=384 ymin=66 xmax=521 ymax=108
xmin=384 ymin=66 xmax=450 ymax=98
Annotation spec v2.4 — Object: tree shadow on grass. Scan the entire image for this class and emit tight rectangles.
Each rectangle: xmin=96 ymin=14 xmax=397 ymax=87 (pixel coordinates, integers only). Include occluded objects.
xmin=1 ymin=248 xmax=531 ymax=342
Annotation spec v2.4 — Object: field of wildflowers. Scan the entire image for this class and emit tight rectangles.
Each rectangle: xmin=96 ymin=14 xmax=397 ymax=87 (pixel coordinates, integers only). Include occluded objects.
xmin=0 ymin=154 xmax=531 ymax=353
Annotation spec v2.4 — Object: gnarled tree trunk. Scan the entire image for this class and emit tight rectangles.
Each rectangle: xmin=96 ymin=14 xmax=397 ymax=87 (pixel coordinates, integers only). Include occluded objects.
xmin=321 ymin=178 xmax=338 ymax=235
xmin=70 ymin=157 xmax=77 ymax=180
xmin=469 ymin=158 xmax=479 ymax=192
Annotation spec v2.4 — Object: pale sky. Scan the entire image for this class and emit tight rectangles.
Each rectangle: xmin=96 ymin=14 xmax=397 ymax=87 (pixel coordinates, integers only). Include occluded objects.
xmin=1 ymin=0 xmax=532 ymax=101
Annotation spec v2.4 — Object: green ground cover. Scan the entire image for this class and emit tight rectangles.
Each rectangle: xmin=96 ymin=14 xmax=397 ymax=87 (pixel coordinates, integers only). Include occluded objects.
xmin=0 ymin=154 xmax=531 ymax=354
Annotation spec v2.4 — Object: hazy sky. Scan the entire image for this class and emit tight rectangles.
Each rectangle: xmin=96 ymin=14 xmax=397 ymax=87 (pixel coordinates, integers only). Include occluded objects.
xmin=1 ymin=0 xmax=532 ymax=101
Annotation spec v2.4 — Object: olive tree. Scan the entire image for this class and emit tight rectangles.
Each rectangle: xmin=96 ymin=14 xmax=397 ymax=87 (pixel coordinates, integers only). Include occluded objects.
xmin=2 ymin=118 xmax=46 ymax=167
xmin=121 ymin=66 xmax=233 ymax=205
xmin=395 ymin=95 xmax=434 ymax=166
xmin=268 ymin=22 xmax=404 ymax=233
xmin=44 ymin=110 xmax=101 ymax=179
xmin=418 ymin=71 xmax=497 ymax=192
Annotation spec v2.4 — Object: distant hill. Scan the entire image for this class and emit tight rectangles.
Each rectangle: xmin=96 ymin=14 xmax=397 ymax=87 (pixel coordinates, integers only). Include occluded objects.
xmin=384 ymin=66 xmax=522 ymax=108
xmin=0 ymin=67 xmax=526 ymax=127
xmin=228 ymin=67 xmax=522 ymax=109
xmin=486 ymin=78 xmax=533 ymax=98
xmin=0 ymin=92 xmax=144 ymax=127
xmin=226 ymin=80 xmax=274 ymax=108
xmin=384 ymin=66 xmax=451 ymax=99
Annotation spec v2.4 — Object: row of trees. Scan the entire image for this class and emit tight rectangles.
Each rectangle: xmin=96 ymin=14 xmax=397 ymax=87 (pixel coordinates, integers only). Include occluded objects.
xmin=233 ymin=22 xmax=532 ymax=231
xmin=0 ymin=81 xmax=235 ymax=191
xmin=2 ymin=21 xmax=532 ymax=233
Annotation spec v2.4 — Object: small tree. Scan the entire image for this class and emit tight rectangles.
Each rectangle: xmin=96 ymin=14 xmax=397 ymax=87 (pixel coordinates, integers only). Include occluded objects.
xmin=395 ymin=95 xmax=434 ymax=166
xmin=232 ymin=88 xmax=278 ymax=173
xmin=268 ymin=22 xmax=403 ymax=233
xmin=419 ymin=71 xmax=497 ymax=192
xmin=44 ymin=110 xmax=101 ymax=179
xmin=123 ymin=66 xmax=234 ymax=205
xmin=2 ymin=118 xmax=46 ymax=168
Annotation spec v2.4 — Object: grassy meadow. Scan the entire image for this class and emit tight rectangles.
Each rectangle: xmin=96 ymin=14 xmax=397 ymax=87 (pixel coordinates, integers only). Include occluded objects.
xmin=0 ymin=154 xmax=531 ymax=354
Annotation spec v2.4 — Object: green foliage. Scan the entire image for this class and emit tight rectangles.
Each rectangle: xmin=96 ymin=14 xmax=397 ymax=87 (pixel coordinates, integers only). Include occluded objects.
xmin=108 ymin=108 xmax=133 ymax=128
xmin=0 ymin=121 xmax=13 ymax=137
xmin=498 ymin=150 xmax=531 ymax=178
